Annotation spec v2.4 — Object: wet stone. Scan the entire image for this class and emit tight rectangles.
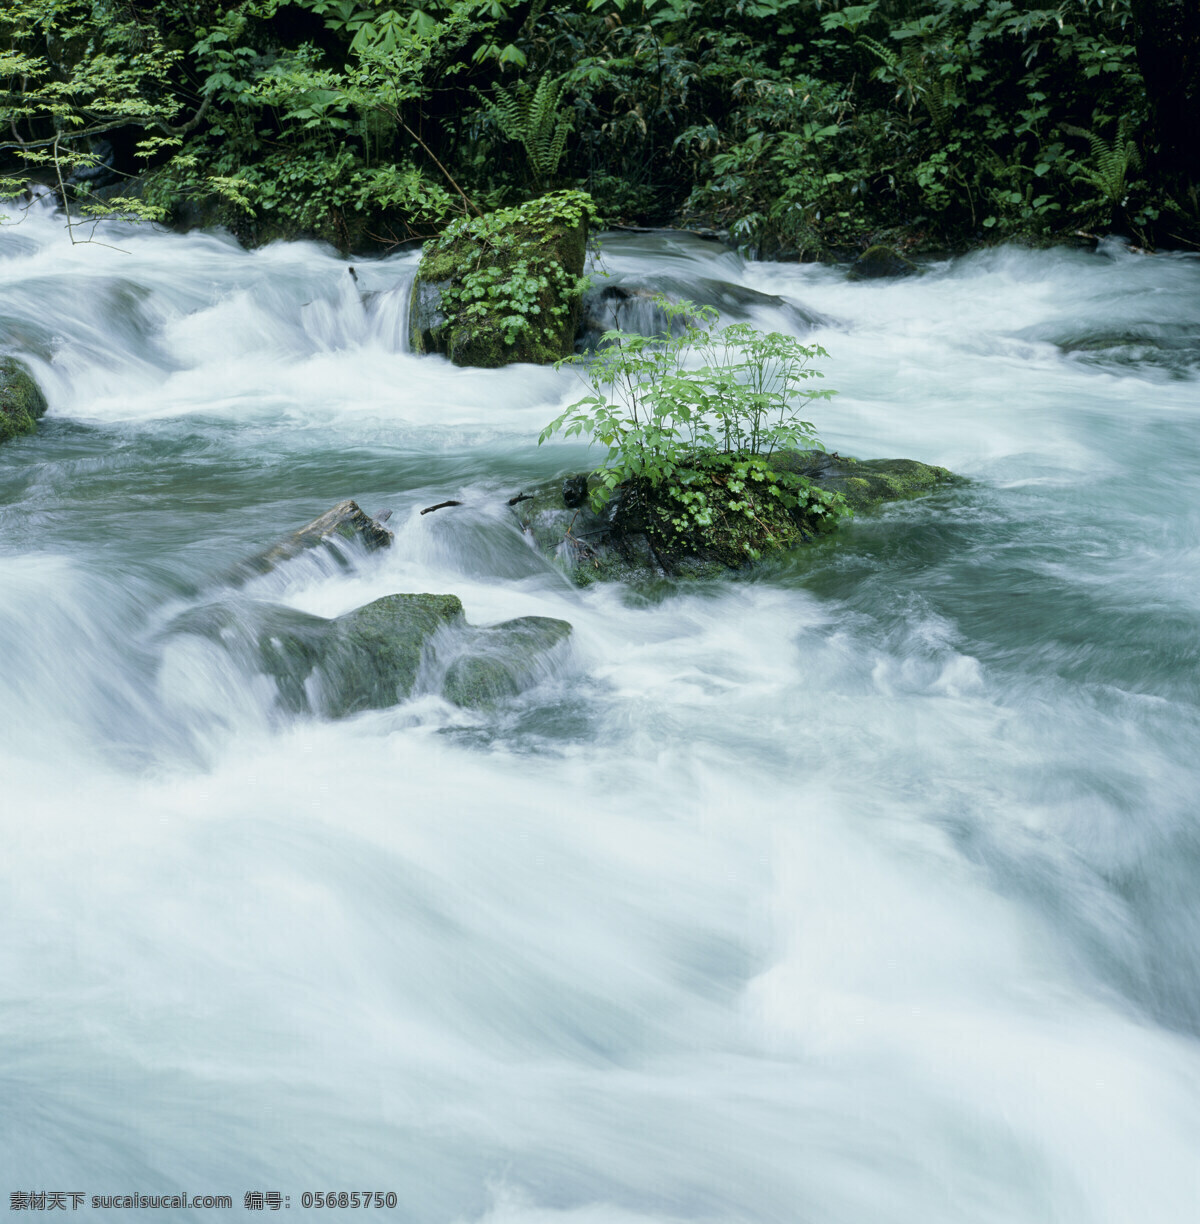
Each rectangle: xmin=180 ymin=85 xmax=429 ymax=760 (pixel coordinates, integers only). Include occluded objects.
xmin=0 ymin=356 xmax=48 ymax=445
xmin=221 ymin=500 xmax=393 ymax=587
xmin=511 ymin=451 xmax=964 ymax=585
xmin=441 ymin=616 xmax=573 ymax=710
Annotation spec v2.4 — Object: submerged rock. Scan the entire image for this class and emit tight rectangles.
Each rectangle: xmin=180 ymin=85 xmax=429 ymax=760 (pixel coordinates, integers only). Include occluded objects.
xmin=222 ymin=500 xmax=393 ymax=586
xmin=167 ymin=592 xmax=572 ymax=718
xmin=442 ymin=616 xmax=572 ymax=709
xmin=512 ymin=451 xmax=962 ymax=584
xmin=410 ymin=191 xmax=591 ymax=367
xmin=848 ymin=245 xmax=919 ymax=280
xmin=576 ymin=278 xmax=832 ymax=351
xmin=0 ymin=356 xmax=48 ymax=444
xmin=316 ymin=593 xmax=465 ymax=718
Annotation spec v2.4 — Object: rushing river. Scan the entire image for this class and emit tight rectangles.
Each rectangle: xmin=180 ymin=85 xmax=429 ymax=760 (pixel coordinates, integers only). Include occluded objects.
xmin=2 ymin=201 xmax=1199 ymax=1223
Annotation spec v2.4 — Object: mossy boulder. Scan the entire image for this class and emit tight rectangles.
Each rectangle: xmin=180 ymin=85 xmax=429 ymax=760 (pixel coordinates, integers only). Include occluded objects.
xmin=513 ymin=470 xmax=807 ymax=583
xmin=410 ymin=190 xmax=592 ymax=367
xmin=767 ymin=451 xmax=958 ymax=511
xmin=512 ymin=451 xmax=963 ymax=584
xmin=316 ymin=593 xmax=465 ymax=718
xmin=167 ymin=592 xmax=572 ymax=717
xmin=0 ymin=357 xmax=48 ymax=444
xmin=848 ymin=244 xmax=919 ymax=280
xmin=441 ymin=615 xmax=573 ymax=709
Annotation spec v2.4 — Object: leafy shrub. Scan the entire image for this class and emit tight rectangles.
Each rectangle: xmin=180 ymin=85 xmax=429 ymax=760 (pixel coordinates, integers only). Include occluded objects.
xmin=541 ymin=298 xmax=848 ymax=556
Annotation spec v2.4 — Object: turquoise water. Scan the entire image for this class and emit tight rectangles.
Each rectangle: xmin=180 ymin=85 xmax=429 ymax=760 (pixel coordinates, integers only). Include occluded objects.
xmin=2 ymin=205 xmax=1199 ymax=1222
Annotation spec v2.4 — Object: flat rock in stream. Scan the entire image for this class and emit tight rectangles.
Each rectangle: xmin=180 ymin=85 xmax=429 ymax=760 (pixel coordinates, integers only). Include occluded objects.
xmin=512 ymin=451 xmax=963 ymax=584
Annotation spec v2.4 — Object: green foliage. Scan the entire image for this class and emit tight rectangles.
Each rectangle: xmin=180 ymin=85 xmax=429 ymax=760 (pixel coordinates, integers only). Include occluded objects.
xmin=676 ymin=74 xmax=859 ymax=256
xmin=541 ymin=297 xmax=846 ymax=553
xmin=0 ymin=0 xmax=191 ymax=236
xmin=150 ymin=0 xmax=482 ymax=244
xmin=0 ymin=0 xmax=1189 ymax=254
xmin=1069 ymin=119 xmax=1141 ymax=209
xmin=479 ymin=73 xmax=574 ymax=189
xmin=649 ymin=0 xmax=1154 ymax=252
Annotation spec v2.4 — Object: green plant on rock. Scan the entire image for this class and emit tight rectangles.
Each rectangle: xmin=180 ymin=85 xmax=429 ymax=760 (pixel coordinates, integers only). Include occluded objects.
xmin=541 ymin=297 xmax=848 ymax=560
xmin=420 ymin=189 xmax=593 ymax=362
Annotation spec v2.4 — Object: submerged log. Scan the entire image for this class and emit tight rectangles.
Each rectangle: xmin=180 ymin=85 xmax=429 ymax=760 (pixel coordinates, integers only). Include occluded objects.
xmin=223 ymin=500 xmax=393 ymax=586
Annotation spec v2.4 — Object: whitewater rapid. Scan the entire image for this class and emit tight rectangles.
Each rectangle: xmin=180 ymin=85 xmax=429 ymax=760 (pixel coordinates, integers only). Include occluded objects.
xmin=2 ymin=204 xmax=1199 ymax=1222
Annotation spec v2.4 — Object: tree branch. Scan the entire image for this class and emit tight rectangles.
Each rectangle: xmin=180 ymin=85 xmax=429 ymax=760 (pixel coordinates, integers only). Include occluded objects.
xmin=0 ymin=117 xmax=154 ymax=154
xmin=398 ymin=118 xmax=480 ymax=218
xmin=154 ymin=91 xmax=212 ymax=137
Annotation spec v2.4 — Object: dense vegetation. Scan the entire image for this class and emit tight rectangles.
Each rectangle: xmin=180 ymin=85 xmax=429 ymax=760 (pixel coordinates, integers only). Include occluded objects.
xmin=2 ymin=0 xmax=1197 ymax=255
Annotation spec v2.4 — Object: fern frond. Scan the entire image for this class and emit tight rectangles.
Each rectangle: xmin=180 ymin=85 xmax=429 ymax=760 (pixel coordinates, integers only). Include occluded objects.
xmin=1075 ymin=119 xmax=1138 ymax=205
xmin=857 ymin=34 xmax=899 ymax=74
xmin=482 ymin=72 xmax=573 ymax=187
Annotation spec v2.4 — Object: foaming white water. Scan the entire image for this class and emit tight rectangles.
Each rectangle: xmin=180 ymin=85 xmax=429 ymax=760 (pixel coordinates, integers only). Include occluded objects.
xmin=2 ymin=204 xmax=1200 ymax=1221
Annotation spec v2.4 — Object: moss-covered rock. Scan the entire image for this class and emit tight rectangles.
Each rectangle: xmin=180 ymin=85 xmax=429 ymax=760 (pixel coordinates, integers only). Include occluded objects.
xmin=166 ymin=592 xmax=572 ymax=718
xmin=442 ymin=615 xmax=572 ymax=709
xmin=162 ymin=600 xmax=331 ymax=716
xmin=0 ymin=357 xmax=48 ymax=444
xmin=316 ymin=592 xmax=465 ymax=718
xmin=767 ymin=451 xmax=959 ymax=512
xmin=512 ymin=451 xmax=963 ymax=584
xmin=255 ymin=606 xmax=332 ymax=715
xmin=410 ymin=190 xmax=592 ymax=367
xmin=228 ymin=593 xmax=572 ymax=717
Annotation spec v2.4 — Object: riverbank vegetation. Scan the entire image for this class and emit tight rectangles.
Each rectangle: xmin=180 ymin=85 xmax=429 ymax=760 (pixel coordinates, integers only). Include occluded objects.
xmin=2 ymin=0 xmax=1197 ymax=255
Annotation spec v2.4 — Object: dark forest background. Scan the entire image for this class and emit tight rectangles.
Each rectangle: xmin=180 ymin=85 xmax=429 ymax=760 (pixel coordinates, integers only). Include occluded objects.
xmin=3 ymin=0 xmax=1197 ymax=255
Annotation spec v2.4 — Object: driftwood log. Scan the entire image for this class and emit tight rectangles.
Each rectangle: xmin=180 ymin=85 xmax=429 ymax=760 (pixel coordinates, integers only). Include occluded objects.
xmin=223 ymin=500 xmax=393 ymax=586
